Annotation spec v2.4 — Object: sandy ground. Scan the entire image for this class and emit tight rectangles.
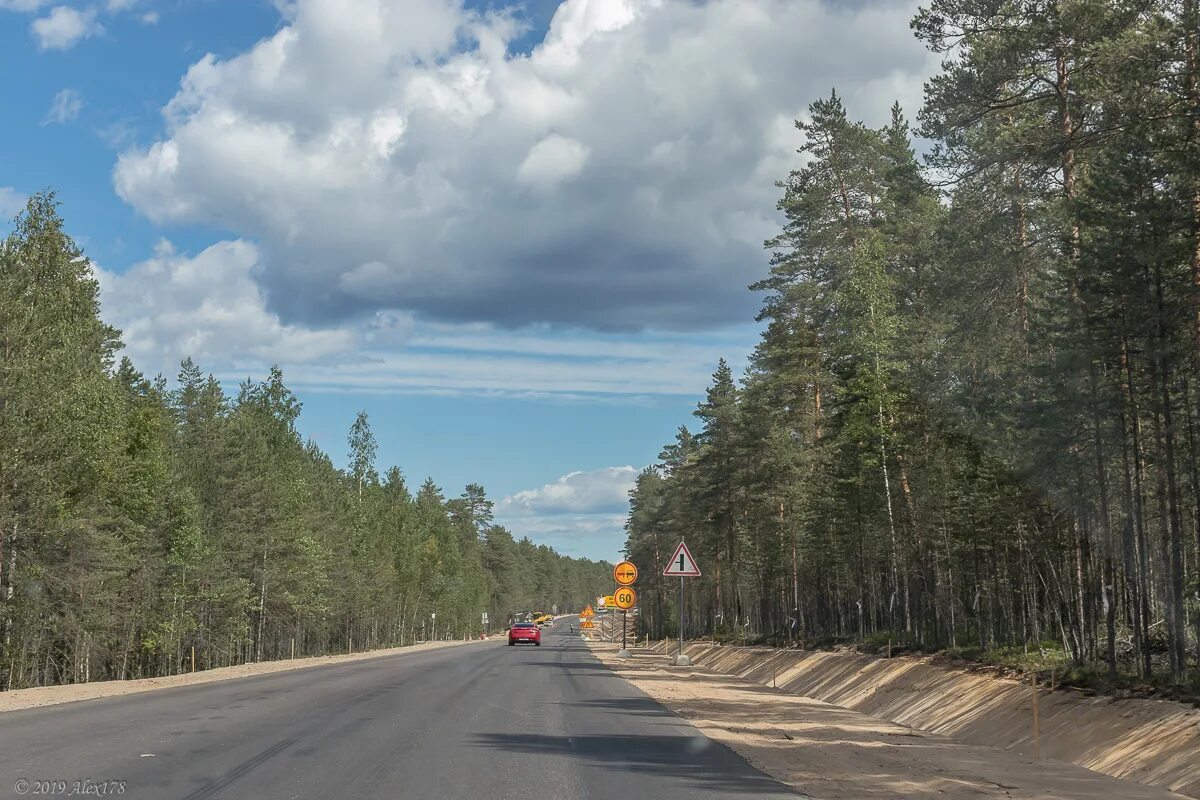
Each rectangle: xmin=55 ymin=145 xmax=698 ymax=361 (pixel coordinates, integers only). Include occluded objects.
xmin=651 ymin=641 xmax=1200 ymax=797
xmin=590 ymin=642 xmax=1189 ymax=800
xmin=0 ymin=638 xmax=486 ymax=714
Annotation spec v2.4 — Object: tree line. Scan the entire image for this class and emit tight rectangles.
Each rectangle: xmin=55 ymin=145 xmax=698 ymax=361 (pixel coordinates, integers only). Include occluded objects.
xmin=626 ymin=0 xmax=1200 ymax=685
xmin=0 ymin=195 xmax=610 ymax=689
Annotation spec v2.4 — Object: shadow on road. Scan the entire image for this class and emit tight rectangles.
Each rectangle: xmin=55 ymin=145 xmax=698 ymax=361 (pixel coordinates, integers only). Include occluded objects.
xmin=556 ymin=697 xmax=673 ymax=716
xmin=470 ymin=732 xmax=799 ymax=796
xmin=518 ymin=660 xmax=618 ymax=673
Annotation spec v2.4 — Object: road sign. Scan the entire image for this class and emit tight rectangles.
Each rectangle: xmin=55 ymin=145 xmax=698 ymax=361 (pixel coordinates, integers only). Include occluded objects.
xmin=663 ymin=541 xmax=701 ymax=576
xmin=603 ymin=595 xmax=615 ymax=608
xmin=482 ymin=612 xmax=488 ymax=625
xmin=613 ymin=586 xmax=636 ymax=610
xmin=580 ymin=604 xmax=596 ymax=618
xmin=580 ymin=619 xmax=595 ymax=629
xmin=614 ymin=561 xmax=638 ymax=585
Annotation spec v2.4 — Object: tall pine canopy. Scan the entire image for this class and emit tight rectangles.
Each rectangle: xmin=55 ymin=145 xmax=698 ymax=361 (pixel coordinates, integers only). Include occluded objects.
xmin=626 ymin=0 xmax=1200 ymax=688
xmin=0 ymin=195 xmax=609 ymax=689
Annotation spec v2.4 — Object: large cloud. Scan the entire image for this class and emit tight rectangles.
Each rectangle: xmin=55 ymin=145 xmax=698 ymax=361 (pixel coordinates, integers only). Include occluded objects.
xmin=95 ymin=239 xmax=355 ymax=369
xmin=497 ymin=465 xmax=643 ymax=559
xmin=500 ymin=465 xmax=640 ymax=515
xmin=95 ymin=238 xmax=751 ymax=397
xmin=114 ymin=0 xmax=933 ymax=332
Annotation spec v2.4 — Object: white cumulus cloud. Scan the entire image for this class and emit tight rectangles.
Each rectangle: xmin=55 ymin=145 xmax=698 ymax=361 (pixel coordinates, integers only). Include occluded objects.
xmin=31 ymin=5 xmax=102 ymax=50
xmin=95 ymin=239 xmax=356 ymax=369
xmin=501 ymin=466 xmax=641 ymax=515
xmin=113 ymin=0 xmax=936 ymax=332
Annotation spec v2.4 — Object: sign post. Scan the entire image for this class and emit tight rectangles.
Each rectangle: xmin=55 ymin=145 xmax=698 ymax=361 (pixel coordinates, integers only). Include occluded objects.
xmin=613 ymin=586 xmax=636 ymax=658
xmin=663 ymin=541 xmax=701 ymax=666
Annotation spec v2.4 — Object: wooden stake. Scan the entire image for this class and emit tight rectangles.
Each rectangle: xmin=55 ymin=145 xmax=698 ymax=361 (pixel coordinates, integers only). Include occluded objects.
xmin=291 ymin=637 xmax=295 ymax=659
xmin=190 ymin=646 xmax=195 ymax=674
xmin=1031 ymin=672 xmax=1040 ymax=760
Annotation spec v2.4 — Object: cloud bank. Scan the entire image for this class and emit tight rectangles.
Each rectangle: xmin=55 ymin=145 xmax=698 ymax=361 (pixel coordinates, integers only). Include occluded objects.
xmin=113 ymin=0 xmax=934 ymax=334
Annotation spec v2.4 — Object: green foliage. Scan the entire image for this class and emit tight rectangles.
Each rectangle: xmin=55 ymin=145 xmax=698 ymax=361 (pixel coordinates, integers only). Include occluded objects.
xmin=0 ymin=195 xmax=610 ymax=687
xmin=627 ymin=0 xmax=1200 ymax=683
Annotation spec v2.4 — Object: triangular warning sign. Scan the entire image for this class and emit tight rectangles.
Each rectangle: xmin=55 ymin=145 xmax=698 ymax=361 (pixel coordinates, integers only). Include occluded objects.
xmin=580 ymin=604 xmax=596 ymax=618
xmin=580 ymin=619 xmax=595 ymax=629
xmin=663 ymin=541 xmax=701 ymax=577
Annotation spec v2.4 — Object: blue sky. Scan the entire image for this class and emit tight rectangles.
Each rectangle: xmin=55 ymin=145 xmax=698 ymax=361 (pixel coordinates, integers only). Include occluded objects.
xmin=0 ymin=0 xmax=933 ymax=560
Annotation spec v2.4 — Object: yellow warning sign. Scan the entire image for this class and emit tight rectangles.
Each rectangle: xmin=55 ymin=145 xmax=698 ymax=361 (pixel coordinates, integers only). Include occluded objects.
xmin=580 ymin=619 xmax=595 ymax=629
xmin=580 ymin=604 xmax=596 ymax=618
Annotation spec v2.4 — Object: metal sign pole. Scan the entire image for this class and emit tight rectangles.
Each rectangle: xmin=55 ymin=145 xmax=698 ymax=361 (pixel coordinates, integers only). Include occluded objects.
xmin=662 ymin=540 xmax=697 ymax=666
xmin=622 ymin=609 xmax=627 ymax=651
xmin=678 ymin=576 xmax=684 ymax=659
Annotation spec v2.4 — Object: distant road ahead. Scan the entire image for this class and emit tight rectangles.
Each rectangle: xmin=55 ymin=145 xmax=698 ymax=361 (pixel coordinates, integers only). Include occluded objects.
xmin=0 ymin=621 xmax=797 ymax=799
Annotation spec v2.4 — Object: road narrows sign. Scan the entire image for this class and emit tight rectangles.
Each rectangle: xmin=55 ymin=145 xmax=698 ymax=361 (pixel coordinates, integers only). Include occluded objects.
xmin=614 ymin=561 xmax=638 ymax=586
xmin=613 ymin=586 xmax=636 ymax=610
xmin=580 ymin=619 xmax=595 ymax=629
xmin=663 ymin=540 xmax=702 ymax=577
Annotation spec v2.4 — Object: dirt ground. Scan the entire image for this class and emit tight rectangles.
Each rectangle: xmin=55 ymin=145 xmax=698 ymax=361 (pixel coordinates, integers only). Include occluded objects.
xmin=650 ymin=641 xmax=1200 ymax=797
xmin=589 ymin=642 xmax=1190 ymax=800
xmin=0 ymin=638 xmax=482 ymax=714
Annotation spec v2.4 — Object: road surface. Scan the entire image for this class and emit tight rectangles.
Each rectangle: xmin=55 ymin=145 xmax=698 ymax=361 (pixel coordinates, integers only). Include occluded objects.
xmin=0 ymin=620 xmax=798 ymax=799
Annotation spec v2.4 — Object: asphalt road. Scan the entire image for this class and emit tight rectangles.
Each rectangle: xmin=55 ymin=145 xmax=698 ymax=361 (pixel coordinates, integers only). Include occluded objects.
xmin=0 ymin=620 xmax=798 ymax=800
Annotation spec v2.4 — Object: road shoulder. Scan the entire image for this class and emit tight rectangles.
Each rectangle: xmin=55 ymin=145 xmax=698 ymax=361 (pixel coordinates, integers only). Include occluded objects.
xmin=0 ymin=639 xmax=487 ymax=714
xmin=588 ymin=641 xmax=1189 ymax=800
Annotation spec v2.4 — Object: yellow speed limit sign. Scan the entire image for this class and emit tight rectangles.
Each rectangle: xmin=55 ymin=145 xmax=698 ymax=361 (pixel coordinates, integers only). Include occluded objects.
xmin=614 ymin=561 xmax=638 ymax=585
xmin=613 ymin=586 xmax=637 ymax=610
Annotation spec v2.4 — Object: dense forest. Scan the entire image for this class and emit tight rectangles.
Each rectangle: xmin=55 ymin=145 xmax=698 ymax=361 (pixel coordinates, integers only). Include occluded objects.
xmin=0 ymin=196 xmax=611 ymax=690
xmin=626 ymin=0 xmax=1200 ymax=686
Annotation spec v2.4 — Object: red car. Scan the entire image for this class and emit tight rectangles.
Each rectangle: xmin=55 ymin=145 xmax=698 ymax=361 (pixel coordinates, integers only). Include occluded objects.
xmin=508 ymin=621 xmax=541 ymax=646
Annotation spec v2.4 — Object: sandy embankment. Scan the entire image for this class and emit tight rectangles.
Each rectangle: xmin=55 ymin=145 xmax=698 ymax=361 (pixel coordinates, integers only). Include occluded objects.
xmin=0 ymin=638 xmax=489 ymax=714
xmin=646 ymin=642 xmax=1200 ymax=798
xmin=591 ymin=641 xmax=1191 ymax=800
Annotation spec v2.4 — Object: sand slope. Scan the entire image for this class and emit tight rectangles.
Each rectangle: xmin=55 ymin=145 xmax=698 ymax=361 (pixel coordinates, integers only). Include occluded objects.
xmin=648 ymin=642 xmax=1200 ymax=798
xmin=593 ymin=642 xmax=1190 ymax=800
